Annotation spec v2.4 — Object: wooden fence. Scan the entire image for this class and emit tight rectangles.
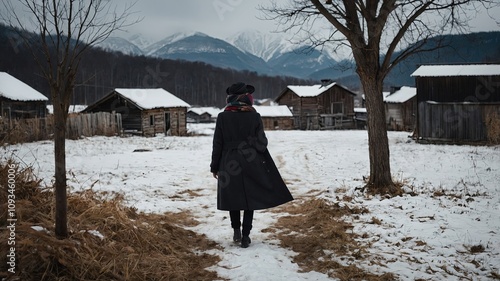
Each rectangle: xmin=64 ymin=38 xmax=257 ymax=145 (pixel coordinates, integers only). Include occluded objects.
xmin=0 ymin=112 xmax=122 ymax=144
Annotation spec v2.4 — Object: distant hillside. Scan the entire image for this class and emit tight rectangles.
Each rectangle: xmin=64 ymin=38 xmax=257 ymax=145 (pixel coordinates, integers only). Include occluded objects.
xmin=0 ymin=23 xmax=311 ymax=107
xmin=2 ymin=21 xmax=499 ymax=104
xmin=96 ymin=37 xmax=143 ymax=56
xmin=149 ymin=33 xmax=274 ymax=75
xmin=98 ymin=31 xmax=340 ymax=79
xmin=385 ymin=32 xmax=500 ymax=86
xmin=310 ymin=31 xmax=500 ymax=90
xmin=98 ymin=30 xmax=500 ymax=91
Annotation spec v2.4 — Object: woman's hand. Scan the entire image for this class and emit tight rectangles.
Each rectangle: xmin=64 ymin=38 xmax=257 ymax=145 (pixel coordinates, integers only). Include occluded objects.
xmin=212 ymin=172 xmax=218 ymax=179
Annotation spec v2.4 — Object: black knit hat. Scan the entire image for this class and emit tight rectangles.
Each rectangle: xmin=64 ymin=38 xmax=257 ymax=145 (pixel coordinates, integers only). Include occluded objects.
xmin=226 ymin=82 xmax=255 ymax=95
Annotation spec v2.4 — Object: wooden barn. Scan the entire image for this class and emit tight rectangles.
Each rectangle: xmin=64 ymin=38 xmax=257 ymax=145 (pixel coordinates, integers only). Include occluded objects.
xmin=275 ymin=80 xmax=356 ymax=130
xmin=354 ymin=108 xmax=367 ymax=129
xmin=187 ymin=107 xmax=221 ymax=123
xmin=384 ymin=86 xmax=417 ymax=131
xmin=0 ymin=72 xmax=48 ymax=120
xmin=83 ymin=88 xmax=190 ymax=136
xmin=411 ymin=64 xmax=500 ymax=143
xmin=254 ymin=105 xmax=294 ymax=130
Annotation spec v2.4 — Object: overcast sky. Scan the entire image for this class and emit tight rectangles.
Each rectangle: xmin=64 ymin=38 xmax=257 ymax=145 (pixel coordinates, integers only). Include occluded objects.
xmin=113 ymin=0 xmax=500 ymax=41
xmin=4 ymin=0 xmax=500 ymax=42
xmin=114 ymin=0 xmax=274 ymax=41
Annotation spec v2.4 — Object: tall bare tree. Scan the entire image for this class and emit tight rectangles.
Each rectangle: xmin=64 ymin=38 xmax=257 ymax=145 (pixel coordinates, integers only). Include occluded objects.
xmin=2 ymin=0 xmax=139 ymax=238
xmin=263 ymin=0 xmax=497 ymax=195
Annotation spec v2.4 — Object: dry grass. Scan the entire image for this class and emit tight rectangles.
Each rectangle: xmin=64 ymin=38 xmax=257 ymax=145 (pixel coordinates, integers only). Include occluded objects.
xmin=1 ymin=116 xmax=53 ymax=144
xmin=0 ymin=160 xmax=221 ymax=281
xmin=263 ymin=196 xmax=396 ymax=281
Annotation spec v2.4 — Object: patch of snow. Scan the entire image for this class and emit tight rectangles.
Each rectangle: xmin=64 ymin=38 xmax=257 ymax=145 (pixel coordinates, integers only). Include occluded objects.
xmin=82 ymin=230 xmax=105 ymax=240
xmin=31 ymin=226 xmax=49 ymax=233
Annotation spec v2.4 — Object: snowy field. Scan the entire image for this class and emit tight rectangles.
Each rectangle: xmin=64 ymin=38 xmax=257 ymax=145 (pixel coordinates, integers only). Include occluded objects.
xmin=3 ymin=124 xmax=500 ymax=280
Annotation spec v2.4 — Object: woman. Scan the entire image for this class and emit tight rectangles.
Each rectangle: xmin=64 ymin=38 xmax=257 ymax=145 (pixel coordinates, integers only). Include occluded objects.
xmin=210 ymin=82 xmax=293 ymax=248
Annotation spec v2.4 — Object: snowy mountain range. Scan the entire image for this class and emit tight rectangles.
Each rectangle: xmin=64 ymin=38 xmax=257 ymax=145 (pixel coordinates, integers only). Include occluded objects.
xmin=97 ymin=30 xmax=500 ymax=88
xmin=96 ymin=30 xmax=341 ymax=79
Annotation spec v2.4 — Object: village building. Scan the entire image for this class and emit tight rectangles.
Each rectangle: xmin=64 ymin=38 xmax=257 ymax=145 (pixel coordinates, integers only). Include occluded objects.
xmin=275 ymin=80 xmax=356 ymax=130
xmin=411 ymin=64 xmax=500 ymax=143
xmin=187 ymin=107 xmax=221 ymax=123
xmin=83 ymin=88 xmax=190 ymax=136
xmin=254 ymin=105 xmax=294 ymax=130
xmin=384 ymin=86 xmax=417 ymax=131
xmin=0 ymin=72 xmax=48 ymax=120
xmin=254 ymin=98 xmax=275 ymax=106
xmin=354 ymin=108 xmax=367 ymax=129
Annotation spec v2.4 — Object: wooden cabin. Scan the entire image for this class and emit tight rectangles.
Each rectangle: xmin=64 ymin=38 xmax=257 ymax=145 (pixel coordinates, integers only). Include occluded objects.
xmin=384 ymin=86 xmax=417 ymax=131
xmin=354 ymin=108 xmax=367 ymax=129
xmin=275 ymin=80 xmax=356 ymax=130
xmin=254 ymin=105 xmax=294 ymax=130
xmin=411 ymin=64 xmax=500 ymax=143
xmin=187 ymin=107 xmax=221 ymax=123
xmin=0 ymin=72 xmax=48 ymax=120
xmin=83 ymin=88 xmax=190 ymax=136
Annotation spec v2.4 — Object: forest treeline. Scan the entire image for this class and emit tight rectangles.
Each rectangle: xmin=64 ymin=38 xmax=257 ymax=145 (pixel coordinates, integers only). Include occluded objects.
xmin=0 ymin=23 xmax=311 ymax=107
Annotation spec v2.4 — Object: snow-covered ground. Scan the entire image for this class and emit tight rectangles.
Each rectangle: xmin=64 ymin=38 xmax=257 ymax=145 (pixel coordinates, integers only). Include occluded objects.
xmin=4 ymin=124 xmax=499 ymax=280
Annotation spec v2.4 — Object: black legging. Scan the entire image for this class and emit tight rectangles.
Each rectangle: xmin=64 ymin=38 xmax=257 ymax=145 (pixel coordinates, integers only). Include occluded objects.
xmin=229 ymin=210 xmax=254 ymax=236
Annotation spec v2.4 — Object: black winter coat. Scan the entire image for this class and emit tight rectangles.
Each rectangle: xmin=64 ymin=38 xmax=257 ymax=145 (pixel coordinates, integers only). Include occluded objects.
xmin=210 ymin=111 xmax=293 ymax=211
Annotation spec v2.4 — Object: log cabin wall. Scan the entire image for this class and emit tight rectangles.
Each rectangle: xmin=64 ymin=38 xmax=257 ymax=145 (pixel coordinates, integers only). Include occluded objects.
xmin=142 ymin=107 xmax=187 ymax=137
xmin=385 ymin=97 xmax=417 ymax=131
xmin=416 ymin=74 xmax=500 ymax=142
xmin=83 ymin=93 xmax=142 ymax=132
xmin=276 ymin=85 xmax=355 ymax=130
xmin=416 ymin=76 xmax=500 ymax=103
xmin=317 ymin=86 xmax=355 ymax=116
xmin=261 ymin=117 xmax=294 ymax=130
xmin=0 ymin=98 xmax=47 ymax=119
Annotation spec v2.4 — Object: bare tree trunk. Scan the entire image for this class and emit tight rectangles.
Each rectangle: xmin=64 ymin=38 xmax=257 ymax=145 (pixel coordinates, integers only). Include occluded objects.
xmin=3 ymin=0 xmax=139 ymax=239
xmin=53 ymin=97 xmax=68 ymax=238
xmin=354 ymin=47 xmax=401 ymax=195
xmin=361 ymin=76 xmax=400 ymax=195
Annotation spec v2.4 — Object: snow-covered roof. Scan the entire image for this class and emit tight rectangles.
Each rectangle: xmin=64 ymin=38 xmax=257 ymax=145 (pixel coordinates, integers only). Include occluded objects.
xmin=287 ymin=82 xmax=350 ymax=97
xmin=354 ymin=108 xmax=367 ymax=113
xmin=254 ymin=98 xmax=277 ymax=106
xmin=254 ymin=105 xmax=293 ymax=117
xmin=361 ymin=91 xmax=391 ymax=101
xmin=411 ymin=64 xmax=500 ymax=77
xmin=188 ymin=107 xmax=221 ymax=116
xmin=0 ymin=72 xmax=48 ymax=102
xmin=47 ymin=105 xmax=87 ymax=114
xmin=114 ymin=88 xmax=190 ymax=109
xmin=384 ymin=86 xmax=416 ymax=103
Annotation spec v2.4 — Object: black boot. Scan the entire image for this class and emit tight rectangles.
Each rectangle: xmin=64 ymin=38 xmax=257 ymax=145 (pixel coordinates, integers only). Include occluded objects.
xmin=241 ymin=236 xmax=251 ymax=248
xmin=233 ymin=228 xmax=242 ymax=243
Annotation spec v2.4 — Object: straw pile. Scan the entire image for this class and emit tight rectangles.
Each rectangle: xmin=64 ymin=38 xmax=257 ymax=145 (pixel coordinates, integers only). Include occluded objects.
xmin=0 ymin=160 xmax=221 ymax=280
xmin=263 ymin=196 xmax=396 ymax=281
